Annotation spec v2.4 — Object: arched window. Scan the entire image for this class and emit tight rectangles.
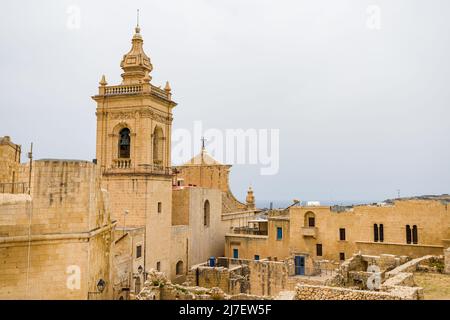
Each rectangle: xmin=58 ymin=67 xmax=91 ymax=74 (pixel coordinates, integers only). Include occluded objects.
xmin=118 ymin=128 xmax=131 ymax=158
xmin=406 ymin=225 xmax=412 ymax=244
xmin=204 ymin=200 xmax=210 ymax=227
xmin=176 ymin=260 xmax=184 ymax=275
xmin=412 ymin=225 xmax=418 ymax=244
xmin=373 ymin=224 xmax=379 ymax=242
xmin=304 ymin=211 xmax=315 ymax=227
xmin=134 ymin=277 xmax=141 ymax=295
xmin=153 ymin=126 xmax=164 ymax=165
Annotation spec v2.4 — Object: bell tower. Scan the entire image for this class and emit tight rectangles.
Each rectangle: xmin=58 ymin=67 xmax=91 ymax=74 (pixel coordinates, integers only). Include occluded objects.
xmin=92 ymin=23 xmax=177 ymax=277
xmin=93 ymin=25 xmax=176 ymax=172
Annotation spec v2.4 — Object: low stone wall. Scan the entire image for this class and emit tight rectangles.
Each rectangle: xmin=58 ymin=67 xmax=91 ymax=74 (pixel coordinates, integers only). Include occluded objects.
xmin=137 ymin=269 xmax=272 ymax=300
xmin=385 ymin=255 xmax=433 ymax=279
xmin=382 ymin=272 xmax=415 ymax=287
xmin=296 ymin=284 xmax=403 ymax=300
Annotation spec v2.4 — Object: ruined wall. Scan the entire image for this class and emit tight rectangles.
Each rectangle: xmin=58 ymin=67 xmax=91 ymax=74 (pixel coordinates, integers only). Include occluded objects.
xmin=296 ymin=284 xmax=404 ymax=300
xmin=247 ymin=260 xmax=290 ymax=296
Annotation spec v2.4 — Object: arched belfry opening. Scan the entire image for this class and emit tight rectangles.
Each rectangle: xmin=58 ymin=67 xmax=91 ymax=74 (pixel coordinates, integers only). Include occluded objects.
xmin=153 ymin=126 xmax=164 ymax=165
xmin=119 ymin=128 xmax=131 ymax=158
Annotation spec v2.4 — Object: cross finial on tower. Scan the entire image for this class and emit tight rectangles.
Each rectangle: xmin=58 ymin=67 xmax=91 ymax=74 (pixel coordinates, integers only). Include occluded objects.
xmin=201 ymin=137 xmax=207 ymax=150
xmin=135 ymin=9 xmax=141 ymax=33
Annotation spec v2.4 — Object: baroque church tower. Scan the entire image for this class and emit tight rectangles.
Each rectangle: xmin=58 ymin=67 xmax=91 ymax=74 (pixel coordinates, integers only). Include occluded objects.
xmin=92 ymin=23 xmax=176 ymax=277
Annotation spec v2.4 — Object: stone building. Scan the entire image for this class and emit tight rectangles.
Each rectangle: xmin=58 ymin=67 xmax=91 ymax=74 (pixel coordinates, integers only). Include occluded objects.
xmin=225 ymin=196 xmax=450 ymax=275
xmin=0 ymin=158 xmax=114 ymax=299
xmin=0 ymin=136 xmax=22 ymax=192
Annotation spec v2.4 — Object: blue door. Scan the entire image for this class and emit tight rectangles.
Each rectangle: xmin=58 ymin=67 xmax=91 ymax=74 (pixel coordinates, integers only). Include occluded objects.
xmin=233 ymin=248 xmax=239 ymax=259
xmin=295 ymin=256 xmax=305 ymax=275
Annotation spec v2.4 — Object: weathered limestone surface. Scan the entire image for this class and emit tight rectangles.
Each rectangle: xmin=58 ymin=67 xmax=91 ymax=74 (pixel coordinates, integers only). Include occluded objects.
xmin=0 ymin=160 xmax=114 ymax=300
xmin=385 ymin=255 xmax=433 ymax=279
xmin=295 ymin=284 xmax=403 ymax=300
xmin=445 ymin=248 xmax=450 ymax=274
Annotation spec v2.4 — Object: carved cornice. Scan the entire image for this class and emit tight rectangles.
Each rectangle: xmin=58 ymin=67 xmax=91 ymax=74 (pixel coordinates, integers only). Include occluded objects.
xmin=97 ymin=107 xmax=173 ymax=124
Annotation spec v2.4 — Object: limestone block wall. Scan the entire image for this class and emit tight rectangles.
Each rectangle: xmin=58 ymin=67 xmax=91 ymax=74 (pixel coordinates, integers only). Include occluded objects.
xmin=0 ymin=160 xmax=114 ymax=300
xmin=26 ymin=160 xmax=107 ymax=235
xmin=103 ymin=175 xmax=173 ymax=277
xmin=0 ymin=136 xmax=21 ymax=185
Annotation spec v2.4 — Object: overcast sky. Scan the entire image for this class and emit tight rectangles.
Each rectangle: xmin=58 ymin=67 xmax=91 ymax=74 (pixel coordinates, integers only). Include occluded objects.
xmin=1 ymin=0 xmax=449 ymax=205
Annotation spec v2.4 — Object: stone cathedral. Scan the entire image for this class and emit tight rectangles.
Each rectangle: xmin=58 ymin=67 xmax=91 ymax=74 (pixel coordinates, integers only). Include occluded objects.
xmin=93 ymin=24 xmax=259 ymax=299
xmin=0 ymin=23 xmax=449 ymax=300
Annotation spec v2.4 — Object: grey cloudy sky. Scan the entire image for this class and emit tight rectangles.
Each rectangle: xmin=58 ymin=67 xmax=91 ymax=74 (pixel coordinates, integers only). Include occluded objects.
xmin=1 ymin=0 xmax=449 ymax=205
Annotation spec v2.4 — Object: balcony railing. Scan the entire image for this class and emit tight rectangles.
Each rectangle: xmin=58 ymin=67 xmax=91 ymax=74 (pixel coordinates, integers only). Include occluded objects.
xmin=113 ymin=158 xmax=132 ymax=169
xmin=104 ymin=85 xmax=143 ymax=96
xmin=0 ymin=182 xmax=28 ymax=194
xmin=301 ymin=227 xmax=317 ymax=238
xmin=101 ymin=84 xmax=171 ymax=100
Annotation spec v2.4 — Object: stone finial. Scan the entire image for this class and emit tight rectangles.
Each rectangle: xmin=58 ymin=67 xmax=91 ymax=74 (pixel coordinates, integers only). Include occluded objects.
xmin=164 ymin=81 xmax=172 ymax=92
xmin=246 ymin=186 xmax=255 ymax=210
xmin=120 ymin=24 xmax=153 ymax=85
xmin=99 ymin=75 xmax=108 ymax=86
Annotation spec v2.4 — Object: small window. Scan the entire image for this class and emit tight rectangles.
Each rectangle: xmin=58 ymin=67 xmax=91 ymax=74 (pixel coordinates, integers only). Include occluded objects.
xmin=233 ymin=249 xmax=239 ymax=259
xmin=412 ymin=225 xmax=418 ymax=244
xmin=157 ymin=202 xmax=162 ymax=213
xmin=308 ymin=217 xmax=315 ymax=227
xmin=339 ymin=252 xmax=345 ymax=261
xmin=379 ymin=224 xmax=384 ymax=242
xmin=203 ymin=200 xmax=210 ymax=227
xmin=156 ymin=261 xmax=161 ymax=271
xmin=316 ymin=244 xmax=323 ymax=257
xmin=276 ymin=227 xmax=283 ymax=240
xmin=406 ymin=225 xmax=412 ymax=244
xmin=373 ymin=224 xmax=379 ymax=242
xmin=136 ymin=245 xmax=142 ymax=259
xmin=254 ymin=255 xmax=260 ymax=261
xmin=339 ymin=228 xmax=346 ymax=241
